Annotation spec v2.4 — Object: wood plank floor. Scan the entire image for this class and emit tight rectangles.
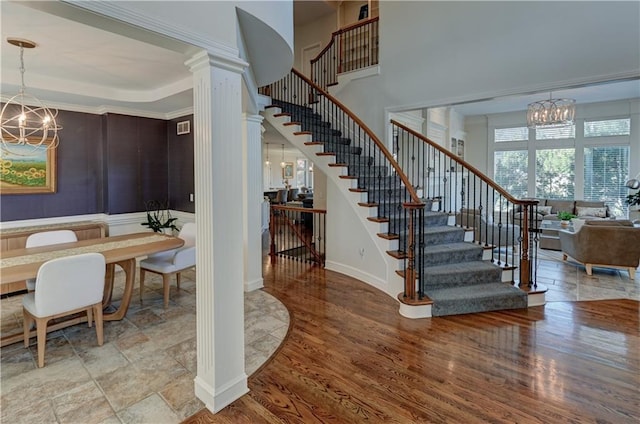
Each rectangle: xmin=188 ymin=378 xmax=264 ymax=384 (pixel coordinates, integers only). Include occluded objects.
xmin=183 ymin=259 xmax=640 ymax=423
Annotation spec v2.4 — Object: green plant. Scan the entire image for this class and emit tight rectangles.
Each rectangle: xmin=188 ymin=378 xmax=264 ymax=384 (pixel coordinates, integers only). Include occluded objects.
xmin=626 ymin=191 xmax=640 ymax=207
xmin=141 ymin=200 xmax=179 ymax=233
xmin=557 ymin=211 xmax=576 ymax=221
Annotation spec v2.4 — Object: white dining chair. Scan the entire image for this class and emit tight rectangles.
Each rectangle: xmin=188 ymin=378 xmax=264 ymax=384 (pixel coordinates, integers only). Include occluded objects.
xmin=24 ymin=230 xmax=78 ymax=291
xmin=23 ymin=252 xmax=106 ymax=368
xmin=139 ymin=222 xmax=196 ymax=308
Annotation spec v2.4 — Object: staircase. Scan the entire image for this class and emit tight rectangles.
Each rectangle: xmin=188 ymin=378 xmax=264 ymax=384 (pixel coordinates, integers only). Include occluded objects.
xmin=261 ymin=70 xmax=540 ymax=318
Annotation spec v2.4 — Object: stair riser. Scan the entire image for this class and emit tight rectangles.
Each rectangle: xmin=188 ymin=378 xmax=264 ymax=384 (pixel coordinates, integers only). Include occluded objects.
xmin=387 ymin=214 xmax=450 ymax=228
xmin=316 ymin=135 xmax=352 ymax=145
xmin=399 ymin=231 xmax=465 ymax=247
xmin=422 ymin=269 xmax=502 ymax=289
xmin=357 ymin=176 xmax=401 ymax=187
xmin=327 ymin=149 xmax=363 ymax=159
xmin=349 ymin=166 xmax=389 ymax=177
xmin=275 ymin=105 xmax=321 ymax=118
xmin=420 ymin=249 xmax=484 ymax=267
xmin=431 ymin=295 xmax=527 ymax=317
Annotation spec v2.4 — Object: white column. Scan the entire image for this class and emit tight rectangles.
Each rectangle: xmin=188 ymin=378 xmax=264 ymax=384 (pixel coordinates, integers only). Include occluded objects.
xmin=243 ymin=114 xmax=265 ymax=291
xmin=186 ymin=49 xmax=249 ymax=413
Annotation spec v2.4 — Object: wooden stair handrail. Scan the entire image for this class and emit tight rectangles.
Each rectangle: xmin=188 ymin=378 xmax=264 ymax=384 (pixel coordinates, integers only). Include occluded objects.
xmin=290 ymin=69 xmax=421 ymax=204
xmin=390 ymin=119 xmax=538 ymax=207
xmin=310 ymin=17 xmax=380 ymax=65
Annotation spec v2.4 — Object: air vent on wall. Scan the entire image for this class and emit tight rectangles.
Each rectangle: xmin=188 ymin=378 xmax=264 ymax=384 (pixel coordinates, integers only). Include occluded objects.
xmin=177 ymin=120 xmax=190 ymax=135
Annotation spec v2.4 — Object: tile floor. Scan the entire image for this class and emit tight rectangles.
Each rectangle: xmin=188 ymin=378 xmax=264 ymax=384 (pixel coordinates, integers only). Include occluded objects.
xmin=0 ymin=250 xmax=638 ymax=424
xmin=0 ymin=268 xmax=289 ymax=424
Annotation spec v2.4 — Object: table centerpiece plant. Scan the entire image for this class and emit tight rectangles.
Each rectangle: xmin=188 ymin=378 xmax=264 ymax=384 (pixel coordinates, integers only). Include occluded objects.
xmin=557 ymin=211 xmax=576 ymax=228
xmin=141 ymin=200 xmax=179 ymax=234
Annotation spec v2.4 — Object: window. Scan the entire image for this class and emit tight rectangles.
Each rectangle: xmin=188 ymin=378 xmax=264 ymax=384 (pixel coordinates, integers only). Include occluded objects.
xmin=584 ymin=146 xmax=630 ymax=216
xmin=494 ymin=150 xmax=528 ymax=199
xmin=584 ymin=118 xmax=631 ymax=137
xmin=494 ymin=127 xmax=528 ymax=142
xmin=536 ymin=149 xmax=575 ymax=199
xmin=296 ymin=158 xmax=309 ymax=188
xmin=536 ymin=125 xmax=575 ymax=140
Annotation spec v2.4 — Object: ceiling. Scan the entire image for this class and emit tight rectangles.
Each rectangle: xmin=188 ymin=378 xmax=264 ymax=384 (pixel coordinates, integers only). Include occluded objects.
xmin=1 ymin=1 xmax=638 ymax=122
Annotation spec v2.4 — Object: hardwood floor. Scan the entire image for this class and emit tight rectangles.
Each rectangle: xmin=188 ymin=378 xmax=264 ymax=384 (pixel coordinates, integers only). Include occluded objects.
xmin=184 ymin=259 xmax=639 ymax=423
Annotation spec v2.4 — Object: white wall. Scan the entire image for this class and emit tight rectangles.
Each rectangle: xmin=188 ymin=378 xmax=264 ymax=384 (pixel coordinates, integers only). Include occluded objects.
xmin=463 ymin=115 xmax=489 ymax=174
xmin=293 ymin=10 xmax=338 ymax=71
xmin=330 ymin=1 xmax=639 ymax=140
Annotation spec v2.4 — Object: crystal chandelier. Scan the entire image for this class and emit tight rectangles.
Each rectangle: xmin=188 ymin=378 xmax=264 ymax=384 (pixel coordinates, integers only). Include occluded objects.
xmin=1 ymin=38 xmax=61 ymax=156
xmin=526 ymin=94 xmax=575 ymax=129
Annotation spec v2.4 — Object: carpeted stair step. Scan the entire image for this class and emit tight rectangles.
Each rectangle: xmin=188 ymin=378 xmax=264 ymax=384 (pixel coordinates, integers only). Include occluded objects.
xmin=315 ymin=134 xmax=352 ymax=145
xmin=324 ymin=146 xmax=362 ymax=158
xmin=421 ymin=242 xmax=484 ymax=267
xmin=426 ymin=282 xmax=528 ymax=316
xmin=357 ymin=175 xmax=402 ymax=189
xmin=365 ymin=188 xmax=407 ymax=202
xmin=384 ymin=211 xmax=450 ymax=229
xmin=414 ymin=225 xmax=466 ymax=246
xmin=274 ymin=106 xmax=321 ymax=120
xmin=301 ymin=120 xmax=333 ymax=130
xmin=421 ymin=261 xmax=502 ymax=289
xmin=349 ymin=165 xmax=388 ymax=177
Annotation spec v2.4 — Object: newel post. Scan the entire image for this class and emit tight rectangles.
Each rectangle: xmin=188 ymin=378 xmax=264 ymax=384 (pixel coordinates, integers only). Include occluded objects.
xmin=401 ymin=202 xmax=426 ymax=301
xmin=519 ymin=202 xmax=533 ymax=286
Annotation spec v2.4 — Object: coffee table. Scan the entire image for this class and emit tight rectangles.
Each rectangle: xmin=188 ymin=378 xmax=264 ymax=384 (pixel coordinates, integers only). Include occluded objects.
xmin=539 ymin=220 xmax=573 ymax=250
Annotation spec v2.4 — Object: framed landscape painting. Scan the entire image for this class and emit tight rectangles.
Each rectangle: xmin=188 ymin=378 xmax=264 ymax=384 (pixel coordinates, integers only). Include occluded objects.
xmin=0 ymin=141 xmax=57 ymax=194
xmin=283 ymin=162 xmax=294 ymax=179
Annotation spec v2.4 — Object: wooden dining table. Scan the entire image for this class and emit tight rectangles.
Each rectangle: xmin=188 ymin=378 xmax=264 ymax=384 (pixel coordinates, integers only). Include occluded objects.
xmin=0 ymin=232 xmax=184 ymax=346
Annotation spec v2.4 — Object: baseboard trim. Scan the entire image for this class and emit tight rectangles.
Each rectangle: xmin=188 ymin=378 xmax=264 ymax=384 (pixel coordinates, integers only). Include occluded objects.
xmin=245 ymin=277 xmax=264 ymax=292
xmin=194 ymin=374 xmax=249 ymax=414
xmin=325 ymin=260 xmax=389 ymax=296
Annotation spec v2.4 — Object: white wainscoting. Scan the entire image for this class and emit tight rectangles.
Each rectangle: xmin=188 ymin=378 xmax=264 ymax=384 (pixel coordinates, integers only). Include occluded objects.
xmin=0 ymin=211 xmax=196 ymax=237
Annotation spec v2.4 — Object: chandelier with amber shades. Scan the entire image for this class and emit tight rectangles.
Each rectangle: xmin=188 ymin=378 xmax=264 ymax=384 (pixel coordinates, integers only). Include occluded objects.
xmin=1 ymin=38 xmax=61 ymax=156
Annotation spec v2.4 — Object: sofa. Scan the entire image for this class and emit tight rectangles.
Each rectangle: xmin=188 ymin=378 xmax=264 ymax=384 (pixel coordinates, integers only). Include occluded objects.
xmin=558 ymin=219 xmax=640 ymax=279
xmin=456 ymin=208 xmax=521 ymax=248
xmin=511 ymin=199 xmax=612 ymax=228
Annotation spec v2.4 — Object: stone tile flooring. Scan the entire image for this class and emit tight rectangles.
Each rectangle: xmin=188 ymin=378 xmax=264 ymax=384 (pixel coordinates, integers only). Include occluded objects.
xmin=0 ymin=251 xmax=638 ymax=424
xmin=0 ymin=268 xmax=289 ymax=424
xmin=536 ymin=248 xmax=639 ymax=302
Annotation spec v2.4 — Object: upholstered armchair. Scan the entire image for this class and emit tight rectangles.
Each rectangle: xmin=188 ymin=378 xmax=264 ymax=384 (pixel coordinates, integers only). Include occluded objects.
xmin=558 ymin=220 xmax=640 ymax=279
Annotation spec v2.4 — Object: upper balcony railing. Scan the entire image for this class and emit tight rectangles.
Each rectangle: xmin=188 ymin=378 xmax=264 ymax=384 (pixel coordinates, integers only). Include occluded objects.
xmin=310 ymin=17 xmax=379 ymax=90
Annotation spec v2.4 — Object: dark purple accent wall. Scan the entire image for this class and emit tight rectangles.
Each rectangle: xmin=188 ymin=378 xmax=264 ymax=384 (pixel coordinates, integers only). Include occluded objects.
xmin=167 ymin=115 xmax=195 ymax=213
xmin=0 ymin=109 xmax=184 ymax=222
xmin=1 ymin=109 xmax=105 ymax=221
xmin=104 ymin=113 xmax=168 ymax=214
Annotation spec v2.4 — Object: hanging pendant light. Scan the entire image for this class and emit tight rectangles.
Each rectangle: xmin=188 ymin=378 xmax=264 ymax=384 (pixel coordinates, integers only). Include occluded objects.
xmin=265 ymin=142 xmax=270 ymax=166
xmin=1 ymin=38 xmax=62 ymax=156
xmin=527 ymin=93 xmax=575 ymax=129
xmin=280 ymin=143 xmax=286 ymax=168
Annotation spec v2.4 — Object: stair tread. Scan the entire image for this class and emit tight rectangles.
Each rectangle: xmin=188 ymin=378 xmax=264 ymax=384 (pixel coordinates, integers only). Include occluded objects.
xmin=426 ymin=282 xmax=526 ymax=301
xmin=423 ymin=242 xmax=483 ymax=254
xmin=423 ymin=260 xmax=498 ymax=275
